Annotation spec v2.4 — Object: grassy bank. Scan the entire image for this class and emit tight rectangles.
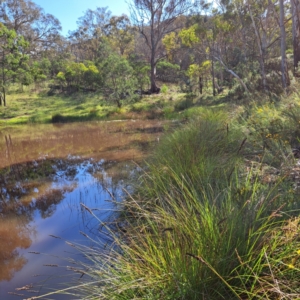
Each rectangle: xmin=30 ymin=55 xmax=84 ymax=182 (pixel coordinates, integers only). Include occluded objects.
xmin=34 ymin=95 xmax=300 ymax=299
xmin=0 ymin=82 xmax=237 ymax=128
xmin=5 ymin=84 xmax=300 ymax=298
xmin=0 ymin=84 xmax=195 ymax=127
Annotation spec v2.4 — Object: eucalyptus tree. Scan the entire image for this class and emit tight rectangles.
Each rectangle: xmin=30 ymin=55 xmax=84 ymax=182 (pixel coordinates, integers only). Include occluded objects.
xmin=129 ymin=0 xmax=193 ymax=93
xmin=0 ymin=0 xmax=61 ymax=54
xmin=76 ymin=6 xmax=112 ymax=37
xmin=291 ymin=0 xmax=300 ymax=75
xmin=105 ymin=15 xmax=134 ymax=57
xmin=69 ymin=7 xmax=112 ymax=62
xmin=0 ymin=0 xmax=40 ymax=33
xmin=42 ymin=35 xmax=72 ymax=78
xmin=163 ymin=11 xmax=250 ymax=94
xmin=279 ymin=0 xmax=289 ymax=89
xmin=0 ymin=23 xmax=31 ymax=106
xmin=68 ymin=28 xmax=98 ymax=61
xmin=100 ymin=53 xmax=137 ymax=107
xmin=245 ymin=0 xmax=291 ymax=91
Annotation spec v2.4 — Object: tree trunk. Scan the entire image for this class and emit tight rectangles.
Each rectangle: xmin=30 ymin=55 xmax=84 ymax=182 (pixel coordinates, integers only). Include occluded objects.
xmin=291 ymin=0 xmax=300 ymax=75
xmin=248 ymin=2 xmax=267 ymax=91
xmin=214 ymin=55 xmax=249 ymax=93
xmin=199 ymin=76 xmax=203 ymax=94
xmin=212 ymin=56 xmax=216 ymax=96
xmin=3 ymin=86 xmax=6 ymax=107
xmin=280 ymin=0 xmax=290 ymax=89
xmin=150 ymin=58 xmax=159 ymax=93
xmin=220 ymin=68 xmax=224 ymax=88
xmin=149 ymin=10 xmax=159 ymax=94
xmin=1 ymin=50 xmax=4 ymax=106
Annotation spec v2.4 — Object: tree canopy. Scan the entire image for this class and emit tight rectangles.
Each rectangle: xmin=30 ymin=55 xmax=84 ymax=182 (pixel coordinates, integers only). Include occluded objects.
xmin=0 ymin=0 xmax=298 ymax=105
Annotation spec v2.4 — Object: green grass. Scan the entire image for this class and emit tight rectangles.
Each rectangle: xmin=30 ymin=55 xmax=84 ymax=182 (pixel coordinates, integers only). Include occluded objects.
xmin=35 ymin=109 xmax=300 ymax=299
xmin=7 ymin=82 xmax=300 ymax=299
xmin=0 ymin=84 xmax=190 ymax=127
xmin=0 ymin=82 xmax=230 ymax=127
xmin=0 ymin=89 xmax=111 ymax=125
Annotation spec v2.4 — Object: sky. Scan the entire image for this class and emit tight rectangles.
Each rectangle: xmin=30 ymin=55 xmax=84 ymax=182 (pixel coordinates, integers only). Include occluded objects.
xmin=33 ymin=0 xmax=130 ymax=36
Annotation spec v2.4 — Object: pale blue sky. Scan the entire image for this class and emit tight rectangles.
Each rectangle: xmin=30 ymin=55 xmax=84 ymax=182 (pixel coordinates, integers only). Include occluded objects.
xmin=33 ymin=0 xmax=130 ymax=36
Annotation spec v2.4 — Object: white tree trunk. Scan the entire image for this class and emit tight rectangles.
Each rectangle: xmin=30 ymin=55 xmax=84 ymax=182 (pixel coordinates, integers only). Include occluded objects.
xmin=213 ymin=55 xmax=249 ymax=93
xmin=248 ymin=2 xmax=267 ymax=91
xmin=291 ymin=0 xmax=300 ymax=75
xmin=280 ymin=0 xmax=289 ymax=89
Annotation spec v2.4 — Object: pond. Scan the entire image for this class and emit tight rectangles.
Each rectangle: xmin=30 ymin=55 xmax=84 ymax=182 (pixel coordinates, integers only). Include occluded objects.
xmin=0 ymin=120 xmax=169 ymax=299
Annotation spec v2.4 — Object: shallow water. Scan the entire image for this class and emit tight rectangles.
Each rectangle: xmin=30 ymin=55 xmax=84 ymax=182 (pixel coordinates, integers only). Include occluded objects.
xmin=0 ymin=120 xmax=166 ymax=299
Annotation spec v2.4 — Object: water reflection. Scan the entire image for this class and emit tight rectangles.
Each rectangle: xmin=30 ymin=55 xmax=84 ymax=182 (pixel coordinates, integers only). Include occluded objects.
xmin=0 ymin=120 xmax=166 ymax=168
xmin=0 ymin=215 xmax=32 ymax=282
xmin=0 ymin=120 xmax=159 ymax=299
xmin=0 ymin=159 xmax=132 ymax=299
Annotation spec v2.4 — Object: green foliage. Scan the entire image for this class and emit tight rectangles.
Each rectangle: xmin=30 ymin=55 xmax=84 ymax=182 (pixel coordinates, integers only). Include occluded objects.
xmin=56 ymin=71 xmax=65 ymax=82
xmin=96 ymin=38 xmax=113 ymax=62
xmin=187 ymin=61 xmax=211 ymax=78
xmin=156 ymin=60 xmax=180 ymax=72
xmin=128 ymin=55 xmax=150 ymax=92
xmin=18 ymin=69 xmax=34 ymax=86
xmin=65 ymin=62 xmax=88 ymax=88
xmin=0 ymin=23 xmax=31 ymax=104
xmin=179 ymin=24 xmax=200 ymax=46
xmin=55 ymin=61 xmax=100 ymax=91
xmin=83 ymin=63 xmax=100 ymax=89
xmin=100 ymin=53 xmax=137 ymax=107
xmin=186 ymin=61 xmax=211 ymax=94
xmin=105 ymin=15 xmax=134 ymax=57
xmin=156 ymin=60 xmax=180 ymax=83
xmin=160 ymin=84 xmax=168 ymax=93
xmin=162 ymin=31 xmax=180 ymax=61
xmin=31 ymin=58 xmax=51 ymax=84
xmin=232 ymin=101 xmax=296 ymax=168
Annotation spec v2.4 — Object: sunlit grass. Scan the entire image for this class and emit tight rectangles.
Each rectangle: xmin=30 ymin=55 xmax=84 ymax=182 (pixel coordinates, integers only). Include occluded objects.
xmin=31 ymin=112 xmax=300 ymax=299
xmin=0 ymin=84 xmax=189 ymax=127
xmin=5 ymin=83 xmax=300 ymax=299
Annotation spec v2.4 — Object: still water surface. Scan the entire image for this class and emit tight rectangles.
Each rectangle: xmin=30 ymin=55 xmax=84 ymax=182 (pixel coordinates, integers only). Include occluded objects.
xmin=0 ymin=120 xmax=166 ymax=299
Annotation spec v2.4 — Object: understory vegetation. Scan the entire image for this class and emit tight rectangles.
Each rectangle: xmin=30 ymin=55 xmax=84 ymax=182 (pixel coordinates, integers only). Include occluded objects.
xmin=0 ymin=83 xmax=186 ymax=126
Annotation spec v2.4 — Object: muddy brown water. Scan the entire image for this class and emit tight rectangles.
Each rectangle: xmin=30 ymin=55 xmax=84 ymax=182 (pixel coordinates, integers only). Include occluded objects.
xmin=0 ymin=120 xmax=169 ymax=299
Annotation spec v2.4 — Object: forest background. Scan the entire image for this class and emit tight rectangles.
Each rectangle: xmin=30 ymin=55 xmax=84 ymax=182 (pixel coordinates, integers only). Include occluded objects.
xmin=0 ymin=0 xmax=298 ymax=110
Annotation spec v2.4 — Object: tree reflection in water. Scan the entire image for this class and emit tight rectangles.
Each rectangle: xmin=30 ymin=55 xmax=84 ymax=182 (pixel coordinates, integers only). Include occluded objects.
xmin=0 ymin=215 xmax=32 ymax=281
xmin=0 ymin=175 xmax=71 ymax=283
xmin=0 ymin=158 xmax=135 ymax=296
xmin=0 ymin=120 xmax=166 ymax=298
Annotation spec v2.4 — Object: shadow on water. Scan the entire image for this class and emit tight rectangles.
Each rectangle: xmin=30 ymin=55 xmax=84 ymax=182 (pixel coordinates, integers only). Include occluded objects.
xmin=0 ymin=120 xmax=167 ymax=299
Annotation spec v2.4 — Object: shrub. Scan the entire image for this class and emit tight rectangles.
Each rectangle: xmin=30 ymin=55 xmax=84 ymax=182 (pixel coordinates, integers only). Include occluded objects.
xmin=100 ymin=54 xmax=137 ymax=108
xmin=161 ymin=84 xmax=168 ymax=94
xmin=174 ymin=93 xmax=194 ymax=111
xmin=51 ymin=113 xmax=66 ymax=123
